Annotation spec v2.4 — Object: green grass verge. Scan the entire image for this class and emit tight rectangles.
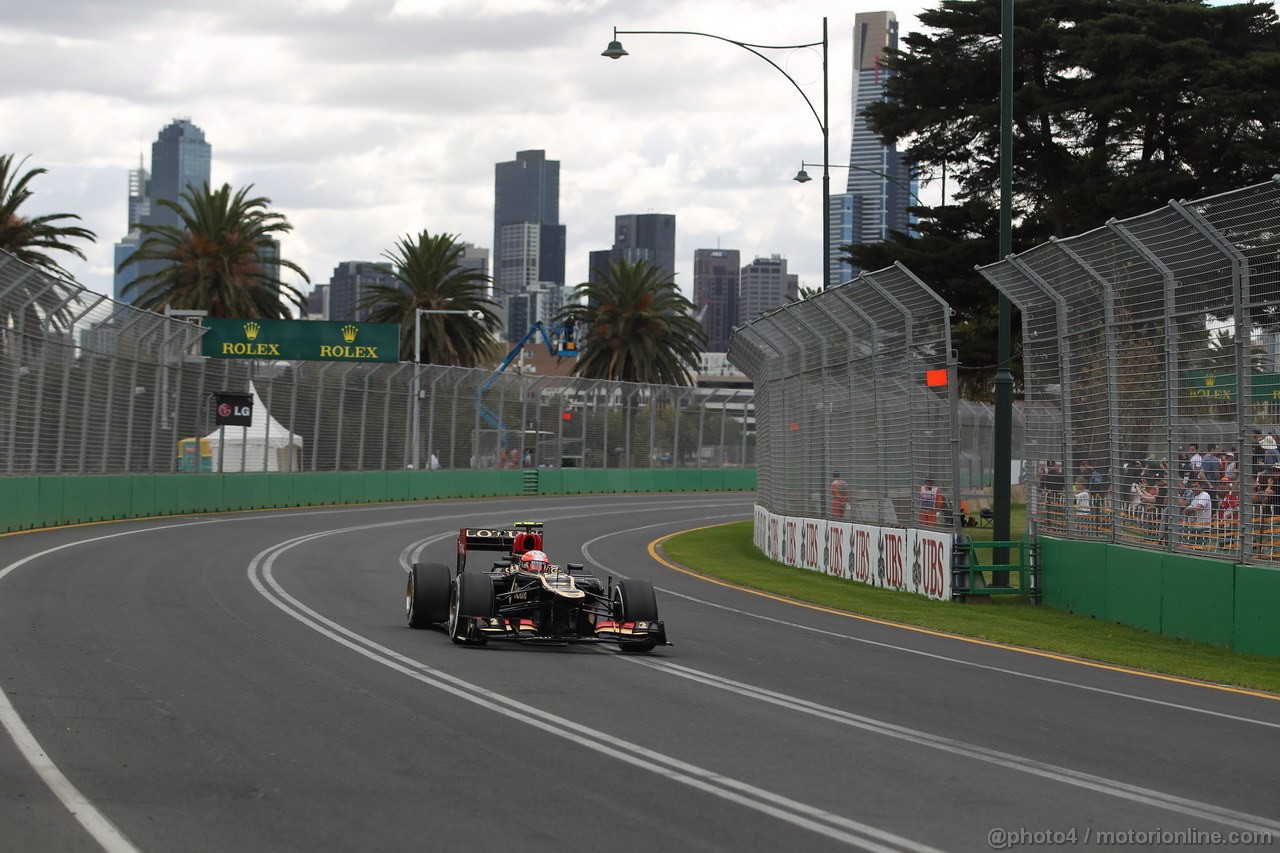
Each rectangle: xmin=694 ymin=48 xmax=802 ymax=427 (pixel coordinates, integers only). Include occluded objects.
xmin=659 ymin=520 xmax=1280 ymax=696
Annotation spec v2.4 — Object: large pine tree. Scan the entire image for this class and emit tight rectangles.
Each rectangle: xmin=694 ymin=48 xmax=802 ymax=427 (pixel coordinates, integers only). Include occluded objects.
xmin=851 ymin=0 xmax=1280 ymax=396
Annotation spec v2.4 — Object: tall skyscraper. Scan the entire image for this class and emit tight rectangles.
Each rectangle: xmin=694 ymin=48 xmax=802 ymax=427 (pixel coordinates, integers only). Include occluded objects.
xmin=693 ymin=248 xmax=740 ymax=352
xmin=829 ymin=192 xmax=860 ymax=287
xmin=113 ymin=118 xmax=212 ymax=304
xmin=145 ymin=118 xmax=211 ymax=231
xmin=326 ymin=260 xmax=397 ymax=322
xmin=738 ymin=255 xmax=797 ymax=326
xmin=587 ymin=213 xmax=677 ymax=287
xmin=844 ymin=11 xmax=915 ymax=274
xmin=493 ymin=150 xmax=565 ymax=339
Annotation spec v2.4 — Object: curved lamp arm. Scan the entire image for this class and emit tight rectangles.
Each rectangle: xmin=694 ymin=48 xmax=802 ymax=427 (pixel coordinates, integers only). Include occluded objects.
xmin=604 ymin=26 xmax=827 ymax=137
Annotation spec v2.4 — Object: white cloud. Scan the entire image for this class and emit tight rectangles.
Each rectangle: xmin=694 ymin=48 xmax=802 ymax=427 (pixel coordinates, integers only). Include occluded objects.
xmin=3 ymin=1 xmax=945 ymax=300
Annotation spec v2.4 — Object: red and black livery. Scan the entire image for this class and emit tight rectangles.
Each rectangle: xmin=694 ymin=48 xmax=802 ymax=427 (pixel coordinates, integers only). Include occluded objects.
xmin=406 ymin=521 xmax=669 ymax=652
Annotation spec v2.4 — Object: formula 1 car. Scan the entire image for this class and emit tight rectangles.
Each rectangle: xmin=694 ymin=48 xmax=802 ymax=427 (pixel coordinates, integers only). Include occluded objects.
xmin=405 ymin=521 xmax=669 ymax=652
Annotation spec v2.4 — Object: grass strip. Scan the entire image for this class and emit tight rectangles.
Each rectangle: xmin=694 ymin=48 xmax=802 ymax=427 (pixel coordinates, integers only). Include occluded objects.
xmin=659 ymin=520 xmax=1280 ymax=696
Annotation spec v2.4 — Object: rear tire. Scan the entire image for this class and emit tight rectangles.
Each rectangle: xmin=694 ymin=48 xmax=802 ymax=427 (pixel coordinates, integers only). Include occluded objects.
xmin=448 ymin=572 xmax=496 ymax=645
xmin=613 ymin=578 xmax=659 ymax=653
xmin=407 ymin=562 xmax=451 ymax=628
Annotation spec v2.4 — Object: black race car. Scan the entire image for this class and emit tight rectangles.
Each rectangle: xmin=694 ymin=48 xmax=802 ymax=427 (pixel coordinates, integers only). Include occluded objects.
xmin=405 ymin=521 xmax=669 ymax=652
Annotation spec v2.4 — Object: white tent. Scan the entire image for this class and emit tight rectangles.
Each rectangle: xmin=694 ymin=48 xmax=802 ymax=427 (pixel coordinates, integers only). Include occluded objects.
xmin=204 ymin=387 xmax=303 ymax=472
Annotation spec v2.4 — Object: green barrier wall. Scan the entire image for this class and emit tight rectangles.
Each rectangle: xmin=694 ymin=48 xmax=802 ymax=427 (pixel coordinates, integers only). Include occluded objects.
xmin=0 ymin=469 xmax=757 ymax=535
xmin=1232 ymin=564 xmax=1280 ymax=657
xmin=1039 ymin=536 xmax=1275 ymax=657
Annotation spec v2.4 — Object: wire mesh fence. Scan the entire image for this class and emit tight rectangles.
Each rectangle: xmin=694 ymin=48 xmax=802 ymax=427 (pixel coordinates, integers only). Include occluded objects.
xmin=0 ymin=250 xmax=756 ymax=476
xmin=980 ymin=177 xmax=1280 ymax=566
xmin=728 ymin=263 xmax=962 ymax=534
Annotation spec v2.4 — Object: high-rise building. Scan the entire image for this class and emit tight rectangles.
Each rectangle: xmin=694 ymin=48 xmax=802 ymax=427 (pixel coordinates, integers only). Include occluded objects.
xmin=693 ymin=248 xmax=740 ymax=352
xmin=456 ymin=242 xmax=490 ymax=279
xmin=506 ymin=283 xmax=565 ymax=340
xmin=145 ymin=119 xmax=211 ymax=231
xmin=113 ymin=118 xmax=212 ymax=304
xmin=303 ymin=284 xmax=329 ymax=321
xmin=493 ymin=150 xmax=565 ymax=340
xmin=612 ymin=214 xmax=676 ymax=284
xmin=829 ymin=192 xmax=860 ymax=287
xmin=326 ymin=260 xmax=398 ymax=323
xmin=844 ymin=11 xmax=915 ymax=274
xmin=587 ymin=213 xmax=677 ymax=289
xmin=738 ymin=255 xmax=797 ymax=326
xmin=126 ymin=156 xmax=150 ymax=230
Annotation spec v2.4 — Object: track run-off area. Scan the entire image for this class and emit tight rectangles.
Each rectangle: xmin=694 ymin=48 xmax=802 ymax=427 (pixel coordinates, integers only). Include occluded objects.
xmin=2 ymin=494 xmax=1278 ymax=852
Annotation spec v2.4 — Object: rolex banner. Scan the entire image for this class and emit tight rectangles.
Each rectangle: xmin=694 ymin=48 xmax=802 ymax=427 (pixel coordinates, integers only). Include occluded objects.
xmin=200 ymin=318 xmax=400 ymax=363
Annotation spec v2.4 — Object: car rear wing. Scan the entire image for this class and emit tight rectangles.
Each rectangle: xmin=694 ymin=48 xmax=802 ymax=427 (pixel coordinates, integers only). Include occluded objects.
xmin=456 ymin=522 xmax=544 ymax=572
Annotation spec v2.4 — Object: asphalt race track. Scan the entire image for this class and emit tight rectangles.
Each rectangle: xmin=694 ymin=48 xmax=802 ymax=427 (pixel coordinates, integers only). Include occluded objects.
xmin=2 ymin=493 xmax=1279 ymax=852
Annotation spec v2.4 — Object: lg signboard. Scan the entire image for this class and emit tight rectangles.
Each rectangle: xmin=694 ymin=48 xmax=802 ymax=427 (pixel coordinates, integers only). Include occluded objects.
xmin=215 ymin=392 xmax=253 ymax=427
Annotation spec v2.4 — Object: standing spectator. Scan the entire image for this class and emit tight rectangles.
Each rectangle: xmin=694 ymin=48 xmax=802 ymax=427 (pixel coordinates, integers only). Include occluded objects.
xmin=1219 ymin=477 xmax=1240 ymax=528
xmin=918 ymin=477 xmax=939 ymax=525
xmin=1176 ymin=448 xmax=1192 ymax=484
xmin=1074 ymin=477 xmax=1092 ymax=517
xmin=830 ymin=472 xmax=849 ymax=520
xmin=1201 ymin=446 xmax=1222 ymax=482
xmin=1188 ymin=444 xmax=1203 ymax=475
xmin=1183 ymin=476 xmax=1213 ymax=540
xmin=1129 ymin=476 xmax=1148 ymax=512
xmin=429 ymin=450 xmax=441 ymax=470
xmin=523 ymin=449 xmax=534 ymax=468
xmin=1266 ymin=432 xmax=1280 ymax=468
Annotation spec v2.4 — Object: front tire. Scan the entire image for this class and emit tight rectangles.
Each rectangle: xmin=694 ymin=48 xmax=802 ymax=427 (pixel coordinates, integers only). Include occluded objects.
xmin=407 ymin=562 xmax=451 ymax=628
xmin=613 ymin=578 xmax=659 ymax=653
xmin=448 ymin=572 xmax=496 ymax=645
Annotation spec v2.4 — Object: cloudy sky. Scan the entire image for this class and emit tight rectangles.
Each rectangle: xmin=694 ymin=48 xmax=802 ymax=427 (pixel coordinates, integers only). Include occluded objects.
xmin=1 ymin=0 xmax=1259 ymax=305
xmin=1 ymin=0 xmax=943 ymax=303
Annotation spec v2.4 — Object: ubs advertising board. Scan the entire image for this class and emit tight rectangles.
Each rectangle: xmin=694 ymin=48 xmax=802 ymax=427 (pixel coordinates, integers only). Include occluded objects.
xmin=201 ymin=318 xmax=399 ymax=363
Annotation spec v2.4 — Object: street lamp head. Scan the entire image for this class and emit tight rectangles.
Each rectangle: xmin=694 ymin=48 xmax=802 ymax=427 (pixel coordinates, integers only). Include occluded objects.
xmin=792 ymin=168 xmax=812 ymax=184
xmin=601 ymin=39 xmax=628 ymax=59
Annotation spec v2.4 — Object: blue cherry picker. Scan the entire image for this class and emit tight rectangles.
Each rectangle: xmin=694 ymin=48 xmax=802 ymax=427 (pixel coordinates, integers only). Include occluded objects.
xmin=473 ymin=321 xmax=581 ymax=450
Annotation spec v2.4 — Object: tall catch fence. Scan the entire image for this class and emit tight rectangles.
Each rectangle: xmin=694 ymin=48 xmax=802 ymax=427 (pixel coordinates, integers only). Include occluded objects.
xmin=979 ymin=177 xmax=1280 ymax=566
xmin=728 ymin=263 xmax=960 ymax=534
xmin=0 ymin=250 xmax=755 ymax=477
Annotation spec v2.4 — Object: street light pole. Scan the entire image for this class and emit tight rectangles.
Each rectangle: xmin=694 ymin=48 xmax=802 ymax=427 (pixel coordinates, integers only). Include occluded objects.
xmin=603 ymin=19 xmax=831 ymax=290
xmin=411 ymin=308 xmax=475 ymax=471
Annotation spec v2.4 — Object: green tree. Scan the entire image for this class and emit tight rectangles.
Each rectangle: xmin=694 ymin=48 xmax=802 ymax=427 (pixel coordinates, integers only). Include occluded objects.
xmin=118 ymin=182 xmax=307 ymax=318
xmin=786 ymin=285 xmax=823 ymax=303
xmin=848 ymin=0 xmax=1280 ymax=392
xmin=556 ymin=259 xmax=707 ymax=386
xmin=357 ymin=230 xmax=500 ymax=366
xmin=0 ymin=154 xmax=97 ymax=277
xmin=0 ymin=154 xmax=96 ymax=338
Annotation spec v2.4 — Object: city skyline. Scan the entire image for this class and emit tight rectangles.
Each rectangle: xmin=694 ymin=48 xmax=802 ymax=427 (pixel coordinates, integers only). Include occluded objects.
xmin=5 ymin=1 xmax=1254 ymax=308
xmin=0 ymin=1 xmax=941 ymax=306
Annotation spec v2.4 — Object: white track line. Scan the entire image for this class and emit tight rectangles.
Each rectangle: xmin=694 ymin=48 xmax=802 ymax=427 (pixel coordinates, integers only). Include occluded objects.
xmin=250 ymin=524 xmax=939 ymax=853
xmin=0 ymin=498 xmax=741 ymax=853
xmin=579 ymin=524 xmax=1280 ymax=731
xmin=263 ymin=517 xmax=1280 ymax=840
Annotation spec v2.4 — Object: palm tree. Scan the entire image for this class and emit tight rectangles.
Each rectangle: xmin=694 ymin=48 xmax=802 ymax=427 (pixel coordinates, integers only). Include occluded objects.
xmin=118 ymin=182 xmax=307 ymax=318
xmin=786 ymin=286 xmax=822 ymax=303
xmin=0 ymin=154 xmax=96 ymax=338
xmin=357 ymin=230 xmax=500 ymax=366
xmin=0 ymin=154 xmax=97 ymax=278
xmin=556 ymin=259 xmax=706 ymax=386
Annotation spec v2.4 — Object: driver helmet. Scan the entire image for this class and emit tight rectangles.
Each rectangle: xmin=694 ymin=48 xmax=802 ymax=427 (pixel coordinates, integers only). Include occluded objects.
xmin=520 ymin=550 xmax=549 ymax=572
